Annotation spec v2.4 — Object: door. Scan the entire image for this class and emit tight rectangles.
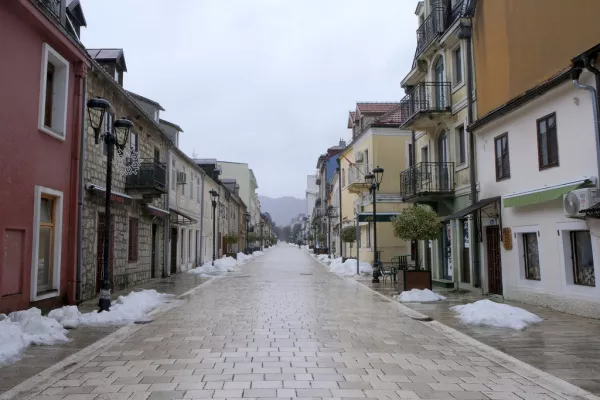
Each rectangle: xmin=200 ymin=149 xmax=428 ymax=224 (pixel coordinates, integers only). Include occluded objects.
xmin=151 ymin=224 xmax=157 ymax=278
xmin=461 ymin=219 xmax=471 ymax=283
xmin=441 ymin=222 xmax=452 ymax=280
xmin=434 ymin=57 xmax=446 ymax=109
xmin=486 ymin=225 xmax=503 ymax=295
xmin=437 ymin=131 xmax=449 ymax=190
xmin=96 ymin=212 xmax=114 ymax=294
xmin=170 ymin=228 xmax=178 ymax=274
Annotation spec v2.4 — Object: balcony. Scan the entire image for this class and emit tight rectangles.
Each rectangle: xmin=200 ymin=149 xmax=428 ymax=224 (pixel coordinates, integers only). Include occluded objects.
xmin=399 ymin=162 xmax=455 ymax=201
xmin=415 ymin=1 xmax=464 ymax=60
xmin=125 ymin=159 xmax=167 ymax=198
xmin=347 ymin=164 xmax=371 ymax=194
xmin=399 ymin=82 xmax=452 ymax=130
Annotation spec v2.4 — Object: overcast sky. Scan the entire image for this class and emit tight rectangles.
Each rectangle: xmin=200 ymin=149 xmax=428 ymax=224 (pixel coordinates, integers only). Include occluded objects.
xmin=81 ymin=0 xmax=418 ymax=198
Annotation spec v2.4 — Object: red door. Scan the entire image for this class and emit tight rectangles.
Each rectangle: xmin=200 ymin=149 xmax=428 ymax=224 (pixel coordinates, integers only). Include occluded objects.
xmin=486 ymin=225 xmax=503 ymax=295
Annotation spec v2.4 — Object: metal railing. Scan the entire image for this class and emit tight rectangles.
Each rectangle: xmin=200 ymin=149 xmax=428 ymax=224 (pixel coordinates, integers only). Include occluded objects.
xmin=449 ymin=0 xmax=465 ymax=27
xmin=34 ymin=0 xmax=63 ymax=24
xmin=399 ymin=82 xmax=451 ymax=125
xmin=415 ymin=6 xmax=445 ymax=57
xmin=126 ymin=159 xmax=167 ymax=193
xmin=348 ymin=164 xmax=371 ymax=185
xmin=400 ymin=162 xmax=455 ymax=198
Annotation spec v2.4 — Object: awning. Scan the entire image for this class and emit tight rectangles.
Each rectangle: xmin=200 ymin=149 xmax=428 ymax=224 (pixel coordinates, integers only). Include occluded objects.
xmin=169 ymin=208 xmax=198 ymax=225
xmin=143 ymin=204 xmax=170 ymax=218
xmin=442 ymin=196 xmax=500 ymax=222
xmin=503 ymin=178 xmax=593 ymax=208
xmin=357 ymin=212 xmax=400 ymax=222
xmin=86 ymin=183 xmax=133 ymax=205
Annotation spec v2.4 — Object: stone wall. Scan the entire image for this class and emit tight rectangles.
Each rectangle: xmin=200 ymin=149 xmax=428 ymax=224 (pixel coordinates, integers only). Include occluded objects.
xmin=81 ymin=66 xmax=169 ymax=301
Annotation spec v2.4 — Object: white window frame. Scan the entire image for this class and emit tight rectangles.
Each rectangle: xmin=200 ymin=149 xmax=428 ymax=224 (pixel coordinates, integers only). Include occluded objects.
xmin=31 ymin=185 xmax=64 ymax=301
xmin=38 ymin=43 xmax=70 ymax=141
xmin=512 ymin=225 xmax=543 ymax=290
xmin=557 ymin=221 xmax=599 ymax=297
xmin=451 ymin=43 xmax=465 ymax=91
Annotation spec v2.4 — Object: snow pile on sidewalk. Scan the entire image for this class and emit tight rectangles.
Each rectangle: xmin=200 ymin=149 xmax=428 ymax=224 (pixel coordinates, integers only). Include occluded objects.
xmin=397 ymin=289 xmax=446 ymax=302
xmin=328 ymin=258 xmax=373 ymax=277
xmin=317 ymin=255 xmax=332 ymax=264
xmin=188 ymin=257 xmax=240 ymax=276
xmin=451 ymin=299 xmax=542 ymax=330
xmin=0 ymin=308 xmax=70 ymax=365
xmin=253 ymin=250 xmax=264 ymax=257
xmin=236 ymin=252 xmax=254 ymax=263
xmin=49 ymin=290 xmax=178 ymax=328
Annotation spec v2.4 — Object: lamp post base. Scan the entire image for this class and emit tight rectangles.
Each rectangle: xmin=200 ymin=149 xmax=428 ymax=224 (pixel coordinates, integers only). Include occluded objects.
xmin=371 ymin=277 xmax=380 ymax=283
xmin=98 ymin=289 xmax=111 ymax=312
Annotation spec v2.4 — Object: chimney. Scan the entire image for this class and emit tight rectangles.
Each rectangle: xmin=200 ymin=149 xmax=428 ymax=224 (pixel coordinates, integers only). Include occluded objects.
xmin=339 ymin=139 xmax=346 ymax=147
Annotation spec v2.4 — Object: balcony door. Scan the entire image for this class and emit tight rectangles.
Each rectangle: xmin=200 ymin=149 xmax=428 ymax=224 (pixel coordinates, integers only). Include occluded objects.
xmin=434 ymin=57 xmax=446 ymax=109
xmin=437 ymin=131 xmax=450 ymax=191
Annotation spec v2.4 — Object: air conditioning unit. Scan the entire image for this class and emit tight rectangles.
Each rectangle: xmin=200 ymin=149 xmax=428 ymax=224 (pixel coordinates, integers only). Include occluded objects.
xmin=176 ymin=172 xmax=187 ymax=184
xmin=355 ymin=151 xmax=364 ymax=163
xmin=563 ymin=188 xmax=599 ymax=218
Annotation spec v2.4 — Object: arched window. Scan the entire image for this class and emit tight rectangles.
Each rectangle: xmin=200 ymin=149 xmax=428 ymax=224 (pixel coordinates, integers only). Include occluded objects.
xmin=433 ymin=56 xmax=446 ymax=109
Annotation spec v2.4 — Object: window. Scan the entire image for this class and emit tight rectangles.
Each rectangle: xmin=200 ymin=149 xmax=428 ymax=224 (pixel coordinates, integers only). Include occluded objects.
xmin=537 ymin=113 xmax=559 ymax=169
xmin=456 ymin=125 xmax=466 ymax=165
xmin=523 ymin=233 xmax=541 ymax=280
xmin=39 ymin=44 xmax=69 ymax=140
xmin=130 ymin=131 xmax=138 ymax=152
xmin=103 ymin=112 xmax=114 ymax=155
xmin=453 ymin=46 xmax=463 ymax=85
xmin=571 ymin=231 xmax=595 ymax=286
xmin=190 ymin=177 xmax=194 ymax=200
xmin=197 ymin=178 xmax=200 ymax=203
xmin=171 ymin=161 xmax=176 ymax=191
xmin=32 ymin=186 xmax=63 ymax=300
xmin=154 ymin=148 xmax=160 ymax=161
xmin=364 ymin=149 xmax=369 ymax=167
xmin=421 ymin=146 xmax=429 ymax=163
xmin=181 ymin=167 xmax=185 ymax=196
xmin=128 ymin=218 xmax=138 ymax=262
xmin=366 ymin=223 xmax=371 ymax=248
xmin=494 ymin=133 xmax=510 ymax=180
xmin=408 ymin=143 xmax=414 ymax=167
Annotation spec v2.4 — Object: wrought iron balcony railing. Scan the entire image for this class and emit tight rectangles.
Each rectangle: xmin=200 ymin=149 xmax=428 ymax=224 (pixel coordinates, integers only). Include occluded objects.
xmin=399 ymin=162 xmax=455 ymax=199
xmin=34 ymin=0 xmax=64 ymax=25
xmin=399 ymin=81 xmax=451 ymax=126
xmin=415 ymin=6 xmax=445 ymax=57
xmin=348 ymin=164 xmax=371 ymax=186
xmin=126 ymin=159 xmax=167 ymax=194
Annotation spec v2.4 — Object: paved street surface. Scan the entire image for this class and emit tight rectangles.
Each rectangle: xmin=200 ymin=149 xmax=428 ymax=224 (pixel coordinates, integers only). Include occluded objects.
xmin=8 ymin=245 xmax=598 ymax=400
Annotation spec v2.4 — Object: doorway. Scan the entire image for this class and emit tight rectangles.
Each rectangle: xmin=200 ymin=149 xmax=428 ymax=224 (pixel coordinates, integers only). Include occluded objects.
xmin=486 ymin=225 xmax=503 ymax=295
xmin=151 ymin=224 xmax=157 ymax=279
xmin=441 ymin=222 xmax=452 ymax=280
xmin=434 ymin=56 xmax=446 ymax=108
xmin=96 ymin=212 xmax=114 ymax=294
xmin=438 ymin=131 xmax=450 ymax=190
xmin=170 ymin=227 xmax=178 ymax=274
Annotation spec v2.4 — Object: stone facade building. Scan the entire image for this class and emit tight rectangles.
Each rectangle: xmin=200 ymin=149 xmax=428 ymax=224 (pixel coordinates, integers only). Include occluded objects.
xmin=81 ymin=50 xmax=171 ymax=301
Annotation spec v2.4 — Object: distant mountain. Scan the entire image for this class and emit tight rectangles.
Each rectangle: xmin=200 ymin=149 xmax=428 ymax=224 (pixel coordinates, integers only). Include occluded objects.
xmin=258 ymin=195 xmax=306 ymax=226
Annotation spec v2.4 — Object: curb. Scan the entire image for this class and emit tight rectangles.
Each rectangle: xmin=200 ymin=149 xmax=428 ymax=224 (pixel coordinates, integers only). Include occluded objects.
xmin=0 ymin=274 xmax=223 ymax=400
xmin=352 ymin=278 xmax=600 ymax=400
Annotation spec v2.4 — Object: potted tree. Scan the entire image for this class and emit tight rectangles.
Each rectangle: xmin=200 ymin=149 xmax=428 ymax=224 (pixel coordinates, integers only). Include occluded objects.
xmin=223 ymin=234 xmax=240 ymax=257
xmin=391 ymin=205 xmax=441 ymax=290
xmin=340 ymin=226 xmax=357 ymax=261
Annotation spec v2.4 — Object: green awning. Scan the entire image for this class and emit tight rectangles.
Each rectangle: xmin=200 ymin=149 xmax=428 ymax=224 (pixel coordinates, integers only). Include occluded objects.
xmin=503 ymin=180 xmax=590 ymax=208
xmin=357 ymin=212 xmax=399 ymax=222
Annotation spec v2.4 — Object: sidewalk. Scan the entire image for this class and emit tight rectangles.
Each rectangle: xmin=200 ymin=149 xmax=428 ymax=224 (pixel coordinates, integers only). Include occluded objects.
xmin=357 ymin=277 xmax=600 ymax=396
xmin=0 ymin=271 xmax=211 ymax=396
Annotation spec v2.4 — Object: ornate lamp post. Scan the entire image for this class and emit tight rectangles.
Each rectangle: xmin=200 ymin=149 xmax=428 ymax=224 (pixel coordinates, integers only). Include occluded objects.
xmin=365 ymin=166 xmax=384 ymax=283
xmin=209 ymin=189 xmax=219 ymax=265
xmin=87 ymin=98 xmax=133 ymax=312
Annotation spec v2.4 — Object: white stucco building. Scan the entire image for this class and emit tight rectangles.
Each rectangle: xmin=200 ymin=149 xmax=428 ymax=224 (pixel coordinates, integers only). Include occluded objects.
xmin=216 ymin=161 xmax=260 ymax=227
xmin=472 ymin=68 xmax=600 ymax=317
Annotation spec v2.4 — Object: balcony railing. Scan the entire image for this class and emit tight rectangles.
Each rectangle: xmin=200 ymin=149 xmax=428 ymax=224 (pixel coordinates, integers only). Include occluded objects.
xmin=34 ymin=0 xmax=63 ymax=24
xmin=449 ymin=0 xmax=465 ymax=27
xmin=399 ymin=82 xmax=451 ymax=127
xmin=400 ymin=162 xmax=455 ymax=199
xmin=415 ymin=6 xmax=445 ymax=57
xmin=125 ymin=159 xmax=167 ymax=195
xmin=348 ymin=164 xmax=371 ymax=186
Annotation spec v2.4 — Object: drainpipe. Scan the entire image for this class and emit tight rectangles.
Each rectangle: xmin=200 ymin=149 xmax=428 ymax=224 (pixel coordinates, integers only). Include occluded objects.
xmin=75 ymin=74 xmax=87 ymax=304
xmin=460 ymin=18 xmax=480 ymax=288
xmin=199 ymin=172 xmax=206 ymax=264
xmin=572 ymin=68 xmax=600 ymax=188
xmin=163 ymin=149 xmax=171 ymax=277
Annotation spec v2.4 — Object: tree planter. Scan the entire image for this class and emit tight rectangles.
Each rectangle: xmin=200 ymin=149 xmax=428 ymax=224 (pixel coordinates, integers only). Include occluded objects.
xmin=396 ymin=269 xmax=432 ymax=291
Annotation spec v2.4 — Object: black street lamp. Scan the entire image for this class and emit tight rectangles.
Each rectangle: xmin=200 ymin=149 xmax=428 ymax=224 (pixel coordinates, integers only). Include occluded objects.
xmin=87 ymin=98 xmax=133 ymax=312
xmin=210 ymin=189 xmax=219 ymax=265
xmin=365 ymin=166 xmax=384 ymax=283
xmin=245 ymin=214 xmax=250 ymax=254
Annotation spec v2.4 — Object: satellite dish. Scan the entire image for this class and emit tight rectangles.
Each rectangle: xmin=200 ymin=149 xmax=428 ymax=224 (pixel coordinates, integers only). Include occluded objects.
xmin=564 ymin=191 xmax=580 ymax=216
